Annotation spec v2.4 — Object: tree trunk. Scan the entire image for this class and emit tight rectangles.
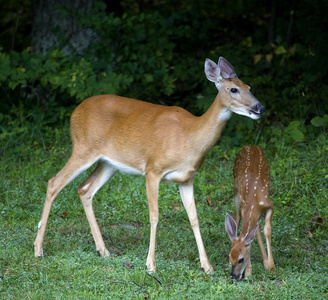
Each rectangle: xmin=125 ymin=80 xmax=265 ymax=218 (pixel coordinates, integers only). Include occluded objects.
xmin=31 ymin=0 xmax=97 ymax=55
xmin=268 ymin=0 xmax=277 ymax=44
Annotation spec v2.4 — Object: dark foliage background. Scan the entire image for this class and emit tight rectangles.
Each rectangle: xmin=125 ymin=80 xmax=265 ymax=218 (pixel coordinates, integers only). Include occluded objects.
xmin=1 ymin=0 xmax=327 ymax=151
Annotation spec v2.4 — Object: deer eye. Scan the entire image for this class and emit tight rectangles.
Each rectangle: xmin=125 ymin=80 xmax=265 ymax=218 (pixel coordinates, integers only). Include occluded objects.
xmin=238 ymin=258 xmax=244 ymax=264
xmin=231 ymin=88 xmax=238 ymax=93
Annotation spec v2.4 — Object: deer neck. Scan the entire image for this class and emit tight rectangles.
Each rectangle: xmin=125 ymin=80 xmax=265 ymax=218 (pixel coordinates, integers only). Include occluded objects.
xmin=194 ymin=93 xmax=231 ymax=152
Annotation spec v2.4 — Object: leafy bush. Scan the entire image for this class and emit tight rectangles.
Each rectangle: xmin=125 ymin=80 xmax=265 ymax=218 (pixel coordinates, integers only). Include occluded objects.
xmin=0 ymin=49 xmax=131 ymax=111
xmin=1 ymin=2 xmax=327 ymax=149
xmin=82 ymin=12 xmax=185 ymax=101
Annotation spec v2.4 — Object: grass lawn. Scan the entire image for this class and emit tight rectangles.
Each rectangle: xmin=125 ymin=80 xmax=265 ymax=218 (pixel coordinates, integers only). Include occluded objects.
xmin=0 ymin=125 xmax=327 ymax=299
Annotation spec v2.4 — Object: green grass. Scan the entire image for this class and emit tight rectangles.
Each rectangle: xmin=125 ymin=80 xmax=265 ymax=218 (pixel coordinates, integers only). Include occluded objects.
xmin=0 ymin=126 xmax=327 ymax=299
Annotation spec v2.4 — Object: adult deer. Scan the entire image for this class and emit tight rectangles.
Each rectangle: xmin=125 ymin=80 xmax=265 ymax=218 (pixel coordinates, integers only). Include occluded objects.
xmin=225 ymin=145 xmax=275 ymax=280
xmin=34 ymin=57 xmax=265 ymax=274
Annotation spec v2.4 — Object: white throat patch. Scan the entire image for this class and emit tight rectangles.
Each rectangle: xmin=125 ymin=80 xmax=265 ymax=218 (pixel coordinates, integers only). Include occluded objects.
xmin=218 ymin=108 xmax=232 ymax=121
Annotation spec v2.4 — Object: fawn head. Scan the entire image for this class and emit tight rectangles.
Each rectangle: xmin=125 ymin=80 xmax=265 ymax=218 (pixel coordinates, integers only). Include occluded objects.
xmin=225 ymin=214 xmax=259 ymax=280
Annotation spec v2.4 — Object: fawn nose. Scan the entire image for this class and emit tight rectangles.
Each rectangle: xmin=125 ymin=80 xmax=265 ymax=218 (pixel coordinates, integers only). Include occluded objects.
xmin=231 ymin=273 xmax=242 ymax=281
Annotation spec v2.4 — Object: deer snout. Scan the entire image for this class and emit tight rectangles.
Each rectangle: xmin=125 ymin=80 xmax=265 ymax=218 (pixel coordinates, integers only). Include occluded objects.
xmin=231 ymin=272 xmax=243 ymax=281
xmin=255 ymin=103 xmax=265 ymax=115
xmin=248 ymin=101 xmax=265 ymax=120
xmin=250 ymin=102 xmax=265 ymax=115
xmin=230 ymin=266 xmax=243 ymax=281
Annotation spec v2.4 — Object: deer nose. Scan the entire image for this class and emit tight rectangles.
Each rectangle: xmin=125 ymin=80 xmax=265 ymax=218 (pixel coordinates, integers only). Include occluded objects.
xmin=256 ymin=103 xmax=265 ymax=115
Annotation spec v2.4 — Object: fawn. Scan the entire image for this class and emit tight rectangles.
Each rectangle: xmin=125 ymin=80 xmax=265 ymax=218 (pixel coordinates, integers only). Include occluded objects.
xmin=225 ymin=145 xmax=275 ymax=280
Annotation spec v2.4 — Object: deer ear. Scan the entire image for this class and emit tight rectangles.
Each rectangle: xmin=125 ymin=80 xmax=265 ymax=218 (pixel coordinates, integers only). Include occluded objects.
xmin=218 ymin=57 xmax=237 ymax=79
xmin=205 ymin=58 xmax=222 ymax=83
xmin=225 ymin=214 xmax=238 ymax=242
xmin=243 ymin=222 xmax=259 ymax=245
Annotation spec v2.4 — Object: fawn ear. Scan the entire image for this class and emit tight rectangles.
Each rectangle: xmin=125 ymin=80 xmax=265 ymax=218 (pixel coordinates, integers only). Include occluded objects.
xmin=205 ymin=58 xmax=222 ymax=83
xmin=243 ymin=222 xmax=259 ymax=245
xmin=218 ymin=57 xmax=237 ymax=79
xmin=225 ymin=214 xmax=238 ymax=242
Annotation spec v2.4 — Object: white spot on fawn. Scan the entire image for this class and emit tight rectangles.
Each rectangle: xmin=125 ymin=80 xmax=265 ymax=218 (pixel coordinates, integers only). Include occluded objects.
xmin=38 ymin=221 xmax=42 ymax=229
xmin=259 ymin=201 xmax=264 ymax=206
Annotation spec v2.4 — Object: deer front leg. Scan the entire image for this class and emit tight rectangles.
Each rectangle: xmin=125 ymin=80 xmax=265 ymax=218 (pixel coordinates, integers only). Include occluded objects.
xmin=145 ymin=173 xmax=161 ymax=273
xmin=179 ymin=179 xmax=213 ymax=274
xmin=244 ymin=258 xmax=252 ymax=279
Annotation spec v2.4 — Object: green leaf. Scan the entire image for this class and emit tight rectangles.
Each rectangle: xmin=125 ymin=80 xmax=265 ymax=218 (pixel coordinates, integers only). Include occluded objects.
xmin=144 ymin=74 xmax=153 ymax=83
xmin=290 ymin=130 xmax=304 ymax=142
xmin=0 ymin=52 xmax=12 ymax=82
xmin=311 ymin=115 xmax=328 ymax=127
xmin=285 ymin=121 xmax=304 ymax=142
xmin=276 ymin=45 xmax=287 ymax=55
xmin=272 ymin=127 xmax=282 ymax=136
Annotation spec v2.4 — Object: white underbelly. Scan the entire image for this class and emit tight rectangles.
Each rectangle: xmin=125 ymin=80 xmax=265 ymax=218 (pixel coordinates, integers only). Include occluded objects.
xmin=101 ymin=156 xmax=196 ymax=183
xmin=163 ymin=169 xmax=197 ymax=183
xmin=101 ymin=156 xmax=145 ymax=176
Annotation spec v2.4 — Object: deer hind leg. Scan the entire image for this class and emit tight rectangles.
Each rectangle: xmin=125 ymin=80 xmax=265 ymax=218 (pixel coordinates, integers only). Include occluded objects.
xmin=179 ymin=179 xmax=213 ymax=274
xmin=263 ymin=208 xmax=275 ymax=273
xmin=34 ymin=153 xmax=97 ymax=257
xmin=145 ymin=173 xmax=161 ymax=273
xmin=77 ymin=161 xmax=116 ymax=257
